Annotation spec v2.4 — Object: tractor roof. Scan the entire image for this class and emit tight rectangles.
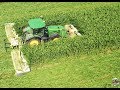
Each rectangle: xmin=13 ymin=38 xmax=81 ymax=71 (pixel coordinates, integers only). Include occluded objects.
xmin=28 ymin=18 xmax=45 ymax=29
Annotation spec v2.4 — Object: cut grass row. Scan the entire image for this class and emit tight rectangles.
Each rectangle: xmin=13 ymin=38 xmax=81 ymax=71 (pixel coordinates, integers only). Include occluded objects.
xmin=0 ymin=48 xmax=120 ymax=88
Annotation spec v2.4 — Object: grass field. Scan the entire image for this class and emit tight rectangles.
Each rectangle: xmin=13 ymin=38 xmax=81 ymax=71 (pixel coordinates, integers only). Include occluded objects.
xmin=0 ymin=2 xmax=120 ymax=88
xmin=0 ymin=48 xmax=120 ymax=88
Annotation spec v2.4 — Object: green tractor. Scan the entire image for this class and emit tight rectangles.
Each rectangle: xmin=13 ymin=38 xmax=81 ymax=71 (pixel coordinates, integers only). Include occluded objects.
xmin=21 ymin=18 xmax=68 ymax=46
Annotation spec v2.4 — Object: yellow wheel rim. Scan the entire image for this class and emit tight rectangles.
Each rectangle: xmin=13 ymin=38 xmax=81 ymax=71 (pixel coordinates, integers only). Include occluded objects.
xmin=53 ymin=38 xmax=59 ymax=41
xmin=29 ymin=39 xmax=39 ymax=47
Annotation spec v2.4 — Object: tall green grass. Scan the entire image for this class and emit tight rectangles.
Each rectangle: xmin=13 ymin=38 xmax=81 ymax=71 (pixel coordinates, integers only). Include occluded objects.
xmin=1 ymin=2 xmax=120 ymax=69
xmin=20 ymin=4 xmax=120 ymax=65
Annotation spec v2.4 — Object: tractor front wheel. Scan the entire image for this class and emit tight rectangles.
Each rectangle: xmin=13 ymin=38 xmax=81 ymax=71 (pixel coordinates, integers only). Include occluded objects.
xmin=53 ymin=38 xmax=59 ymax=41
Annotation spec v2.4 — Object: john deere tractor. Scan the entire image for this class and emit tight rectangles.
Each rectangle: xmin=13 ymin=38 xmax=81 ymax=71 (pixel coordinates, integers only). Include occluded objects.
xmin=21 ymin=18 xmax=68 ymax=46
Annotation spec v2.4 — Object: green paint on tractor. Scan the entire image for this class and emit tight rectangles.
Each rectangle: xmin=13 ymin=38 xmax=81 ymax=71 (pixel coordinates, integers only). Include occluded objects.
xmin=28 ymin=18 xmax=46 ymax=29
xmin=47 ymin=25 xmax=68 ymax=37
xmin=22 ymin=18 xmax=68 ymax=46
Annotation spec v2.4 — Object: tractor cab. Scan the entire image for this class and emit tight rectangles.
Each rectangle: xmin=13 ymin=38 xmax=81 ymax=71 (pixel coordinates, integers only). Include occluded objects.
xmin=22 ymin=18 xmax=48 ymax=46
xmin=28 ymin=18 xmax=47 ymax=37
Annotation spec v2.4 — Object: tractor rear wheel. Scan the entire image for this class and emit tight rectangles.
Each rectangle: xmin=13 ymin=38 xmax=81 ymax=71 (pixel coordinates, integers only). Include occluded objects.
xmin=27 ymin=38 xmax=40 ymax=47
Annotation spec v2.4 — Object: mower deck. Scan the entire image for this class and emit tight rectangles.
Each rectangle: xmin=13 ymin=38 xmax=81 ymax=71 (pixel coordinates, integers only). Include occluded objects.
xmin=5 ymin=23 xmax=30 ymax=76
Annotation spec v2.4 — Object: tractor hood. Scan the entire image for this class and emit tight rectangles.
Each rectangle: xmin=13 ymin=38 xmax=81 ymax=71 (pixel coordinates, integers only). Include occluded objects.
xmin=28 ymin=18 xmax=45 ymax=29
xmin=47 ymin=25 xmax=68 ymax=37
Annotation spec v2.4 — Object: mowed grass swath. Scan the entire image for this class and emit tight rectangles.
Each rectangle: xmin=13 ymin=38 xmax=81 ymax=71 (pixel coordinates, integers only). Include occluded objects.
xmin=20 ymin=3 xmax=120 ymax=65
